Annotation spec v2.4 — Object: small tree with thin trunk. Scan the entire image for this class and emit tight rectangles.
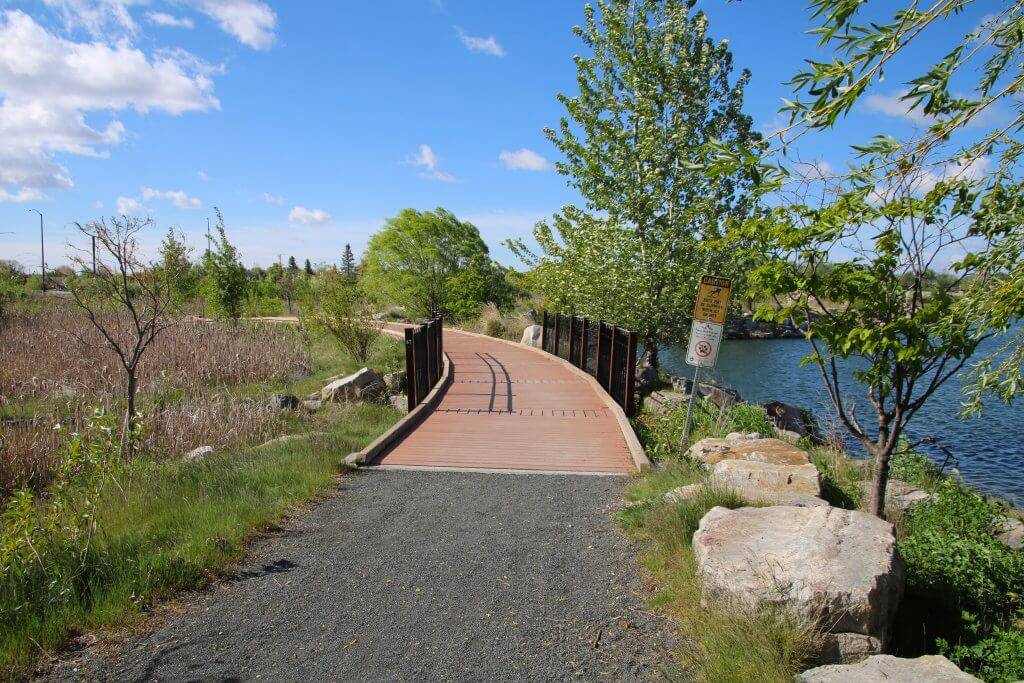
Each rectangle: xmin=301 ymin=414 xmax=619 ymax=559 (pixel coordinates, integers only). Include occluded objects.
xmin=742 ymin=153 xmax=989 ymax=517
xmin=342 ymin=244 xmax=357 ymax=283
xmin=67 ymin=216 xmax=177 ymax=452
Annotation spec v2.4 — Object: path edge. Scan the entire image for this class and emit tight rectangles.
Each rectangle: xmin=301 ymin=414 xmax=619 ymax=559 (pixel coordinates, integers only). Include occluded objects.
xmin=354 ymin=350 xmax=453 ymax=467
xmin=447 ymin=327 xmax=651 ymax=473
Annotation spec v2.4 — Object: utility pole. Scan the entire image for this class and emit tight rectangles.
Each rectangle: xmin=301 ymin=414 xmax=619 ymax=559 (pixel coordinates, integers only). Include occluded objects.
xmin=28 ymin=209 xmax=44 ymax=290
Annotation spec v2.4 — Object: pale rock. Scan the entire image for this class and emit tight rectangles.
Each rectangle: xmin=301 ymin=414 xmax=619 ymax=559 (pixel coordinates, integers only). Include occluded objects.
xmin=301 ymin=399 xmax=322 ymax=412
xmin=520 ymin=324 xmax=543 ymax=348
xmin=663 ymin=484 xmax=703 ymax=504
xmin=321 ymin=368 xmax=387 ymax=403
xmin=343 ymin=452 xmax=364 ymax=468
xmin=688 ymin=436 xmax=810 ymax=467
xmin=997 ymin=517 xmax=1023 ymax=551
xmin=390 ymin=394 xmax=408 ymax=413
xmin=183 ymin=445 xmax=214 ymax=461
xmin=645 ymin=390 xmax=689 ymax=414
xmin=816 ymin=632 xmax=882 ymax=665
xmin=709 ymin=459 xmax=821 ymax=495
xmin=693 ymin=505 xmax=904 ymax=648
xmin=858 ymin=479 xmax=935 ymax=511
xmin=795 ymin=655 xmax=980 ymax=682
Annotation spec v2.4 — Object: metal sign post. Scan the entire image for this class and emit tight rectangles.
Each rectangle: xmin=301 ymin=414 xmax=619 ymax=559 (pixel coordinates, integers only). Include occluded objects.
xmin=680 ymin=275 xmax=732 ymax=454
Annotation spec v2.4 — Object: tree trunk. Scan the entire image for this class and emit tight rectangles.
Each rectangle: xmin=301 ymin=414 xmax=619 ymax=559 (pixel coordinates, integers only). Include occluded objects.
xmin=869 ymin=443 xmax=893 ymax=518
xmin=123 ymin=370 xmax=137 ymax=453
xmin=646 ymin=341 xmax=659 ymax=369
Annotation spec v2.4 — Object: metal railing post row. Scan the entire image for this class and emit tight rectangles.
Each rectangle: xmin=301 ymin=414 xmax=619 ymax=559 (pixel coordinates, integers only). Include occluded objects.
xmin=404 ymin=327 xmax=417 ymax=410
xmin=624 ymin=330 xmax=638 ymax=417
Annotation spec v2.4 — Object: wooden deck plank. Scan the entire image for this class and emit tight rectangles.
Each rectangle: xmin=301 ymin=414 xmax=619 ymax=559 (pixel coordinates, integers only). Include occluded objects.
xmin=376 ymin=330 xmax=635 ymax=473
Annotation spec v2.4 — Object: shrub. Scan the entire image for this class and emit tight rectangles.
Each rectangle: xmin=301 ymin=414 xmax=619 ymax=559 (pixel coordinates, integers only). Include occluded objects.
xmin=484 ymin=318 xmax=506 ymax=338
xmin=943 ymin=624 xmax=1024 ymax=683
xmin=633 ymin=399 xmax=774 ymax=461
xmin=890 ymin=450 xmax=946 ymax=490
xmin=303 ymin=270 xmax=383 ymax=363
xmin=808 ymin=447 xmax=864 ymax=509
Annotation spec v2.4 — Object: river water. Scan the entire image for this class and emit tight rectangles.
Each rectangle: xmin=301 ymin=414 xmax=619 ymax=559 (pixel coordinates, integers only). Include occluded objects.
xmin=660 ymin=335 xmax=1024 ymax=506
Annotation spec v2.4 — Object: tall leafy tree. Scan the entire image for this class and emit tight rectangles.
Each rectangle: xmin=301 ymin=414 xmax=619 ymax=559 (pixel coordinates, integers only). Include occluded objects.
xmin=202 ymin=208 xmax=247 ymax=321
xmin=509 ymin=0 xmax=759 ymax=366
xmin=363 ymin=208 xmax=506 ymax=320
xmin=158 ymin=228 xmax=197 ymax=306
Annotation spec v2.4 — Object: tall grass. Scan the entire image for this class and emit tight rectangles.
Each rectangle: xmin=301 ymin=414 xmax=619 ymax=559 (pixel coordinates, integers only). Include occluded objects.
xmin=0 ymin=402 xmax=398 ymax=679
xmin=632 ymin=398 xmax=775 ymax=461
xmin=462 ymin=302 xmax=534 ymax=341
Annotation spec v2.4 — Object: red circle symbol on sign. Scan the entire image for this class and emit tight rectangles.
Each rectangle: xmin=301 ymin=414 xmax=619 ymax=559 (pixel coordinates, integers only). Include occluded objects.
xmin=695 ymin=341 xmax=713 ymax=358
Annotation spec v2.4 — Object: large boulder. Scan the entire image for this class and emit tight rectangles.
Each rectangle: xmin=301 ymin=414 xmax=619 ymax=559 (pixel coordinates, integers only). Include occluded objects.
xmin=763 ymin=400 xmax=814 ymax=438
xmin=521 ymin=324 xmax=543 ymax=348
xmin=645 ymin=389 xmax=689 ymax=414
xmin=796 ymin=655 xmax=980 ymax=682
xmin=858 ymin=479 xmax=935 ymax=512
xmin=183 ymin=445 xmax=214 ymax=461
xmin=321 ymin=368 xmax=387 ymax=404
xmin=693 ymin=505 xmax=904 ymax=656
xmin=687 ymin=434 xmax=810 ymax=468
xmin=706 ymin=459 xmax=825 ymax=507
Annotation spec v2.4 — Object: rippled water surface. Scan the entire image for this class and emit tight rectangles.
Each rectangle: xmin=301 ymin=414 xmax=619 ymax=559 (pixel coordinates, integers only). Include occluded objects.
xmin=661 ymin=335 xmax=1024 ymax=505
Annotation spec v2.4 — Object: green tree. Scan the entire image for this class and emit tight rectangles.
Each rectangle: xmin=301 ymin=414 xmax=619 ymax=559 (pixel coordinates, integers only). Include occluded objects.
xmin=304 ymin=268 xmax=382 ymax=363
xmin=157 ymin=228 xmax=197 ymax=306
xmin=202 ymin=208 xmax=247 ymax=321
xmin=304 ymin=258 xmax=314 ymax=276
xmin=287 ymin=256 xmax=298 ymax=272
xmin=363 ymin=208 xmax=504 ymax=320
xmin=740 ymin=151 xmax=990 ymax=518
xmin=508 ymin=0 xmax=759 ymax=366
xmin=342 ymin=243 xmax=357 ymax=283
xmin=713 ymin=1 xmax=1024 ymax=411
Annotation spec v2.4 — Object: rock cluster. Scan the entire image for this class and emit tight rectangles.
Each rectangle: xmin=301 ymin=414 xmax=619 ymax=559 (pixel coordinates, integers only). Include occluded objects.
xmin=796 ymin=655 xmax=980 ymax=682
xmin=520 ymin=324 xmax=542 ymax=348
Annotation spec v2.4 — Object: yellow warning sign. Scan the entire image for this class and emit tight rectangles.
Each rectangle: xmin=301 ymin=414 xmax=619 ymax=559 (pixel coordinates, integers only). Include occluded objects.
xmin=693 ymin=275 xmax=732 ymax=325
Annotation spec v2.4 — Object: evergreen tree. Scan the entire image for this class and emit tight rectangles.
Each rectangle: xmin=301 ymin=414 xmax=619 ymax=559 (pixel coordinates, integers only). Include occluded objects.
xmin=287 ymin=256 xmax=298 ymax=271
xmin=508 ymin=0 xmax=759 ymax=366
xmin=342 ymin=243 xmax=357 ymax=283
xmin=304 ymin=258 xmax=314 ymax=276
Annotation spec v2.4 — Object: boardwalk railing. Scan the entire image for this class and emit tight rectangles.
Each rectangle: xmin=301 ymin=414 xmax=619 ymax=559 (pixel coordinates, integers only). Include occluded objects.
xmin=404 ymin=316 xmax=444 ymax=411
xmin=539 ymin=311 xmax=638 ymax=417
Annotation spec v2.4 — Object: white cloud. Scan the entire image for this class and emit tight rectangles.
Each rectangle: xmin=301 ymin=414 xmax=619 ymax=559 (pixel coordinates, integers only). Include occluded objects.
xmin=142 ymin=186 xmax=203 ymax=208
xmin=864 ymin=90 xmax=933 ymax=125
xmin=190 ymin=0 xmax=277 ymax=50
xmin=147 ymin=11 xmax=195 ymax=29
xmin=41 ymin=0 xmax=140 ymax=38
xmin=261 ymin=192 xmax=284 ymax=205
xmin=870 ymin=156 xmax=990 ymax=203
xmin=289 ymin=205 xmax=331 ymax=225
xmin=116 ymin=195 xmax=142 ymax=213
xmin=455 ymin=27 xmax=505 ymax=57
xmin=0 ymin=186 xmax=43 ymax=202
xmin=197 ymin=170 xmax=208 ymax=180
xmin=409 ymin=144 xmax=459 ymax=183
xmin=498 ymin=148 xmax=553 ymax=171
xmin=0 ymin=9 xmax=220 ymax=200
xmin=792 ymin=160 xmax=834 ymax=180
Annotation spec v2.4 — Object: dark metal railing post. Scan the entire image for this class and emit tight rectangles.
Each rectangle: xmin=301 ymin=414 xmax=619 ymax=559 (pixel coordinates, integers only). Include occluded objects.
xmin=607 ymin=326 xmax=619 ymax=397
xmin=541 ymin=310 xmax=549 ymax=352
xmin=624 ymin=330 xmax=638 ymax=417
xmin=404 ymin=327 xmax=417 ymax=410
xmin=553 ymin=313 xmax=561 ymax=358
xmin=568 ymin=315 xmax=576 ymax=367
xmin=580 ymin=317 xmax=590 ymax=370
xmin=425 ymin=319 xmax=436 ymax=388
xmin=595 ymin=320 xmax=606 ymax=389
xmin=437 ymin=315 xmax=444 ymax=373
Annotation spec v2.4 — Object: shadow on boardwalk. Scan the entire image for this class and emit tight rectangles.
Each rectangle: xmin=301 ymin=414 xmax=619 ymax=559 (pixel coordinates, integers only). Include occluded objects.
xmin=52 ymin=470 xmax=674 ymax=681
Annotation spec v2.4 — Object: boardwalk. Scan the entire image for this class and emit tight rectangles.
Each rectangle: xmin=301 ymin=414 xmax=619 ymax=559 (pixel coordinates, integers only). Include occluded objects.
xmin=376 ymin=329 xmax=638 ymax=473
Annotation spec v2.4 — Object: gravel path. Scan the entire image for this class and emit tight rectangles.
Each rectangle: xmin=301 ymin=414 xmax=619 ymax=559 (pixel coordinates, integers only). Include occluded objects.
xmin=53 ymin=469 xmax=674 ymax=681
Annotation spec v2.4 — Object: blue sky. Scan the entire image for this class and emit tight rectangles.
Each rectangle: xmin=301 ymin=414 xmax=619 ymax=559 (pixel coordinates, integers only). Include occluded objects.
xmin=0 ymin=0 xmax=1003 ymax=270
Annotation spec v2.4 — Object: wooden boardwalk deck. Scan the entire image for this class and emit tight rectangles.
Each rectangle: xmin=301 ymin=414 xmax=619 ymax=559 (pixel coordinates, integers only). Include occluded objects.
xmin=375 ymin=330 xmax=636 ymax=474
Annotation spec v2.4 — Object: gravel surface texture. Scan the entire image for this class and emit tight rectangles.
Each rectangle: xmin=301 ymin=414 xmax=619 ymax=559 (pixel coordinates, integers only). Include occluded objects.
xmin=52 ymin=469 xmax=674 ymax=681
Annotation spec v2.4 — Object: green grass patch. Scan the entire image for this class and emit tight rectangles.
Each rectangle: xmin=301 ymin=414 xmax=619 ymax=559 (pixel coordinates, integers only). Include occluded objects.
xmin=632 ymin=399 xmax=775 ymax=461
xmin=0 ymin=402 xmax=399 ymax=678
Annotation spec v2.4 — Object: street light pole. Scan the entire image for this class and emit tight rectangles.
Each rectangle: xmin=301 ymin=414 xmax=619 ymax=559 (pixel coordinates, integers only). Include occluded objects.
xmin=28 ymin=209 xmax=44 ymax=290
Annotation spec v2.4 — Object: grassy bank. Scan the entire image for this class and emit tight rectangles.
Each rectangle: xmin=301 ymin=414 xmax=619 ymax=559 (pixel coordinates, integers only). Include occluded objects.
xmin=624 ymin=398 xmax=1024 ymax=682
xmin=0 ymin=324 xmax=404 ymax=678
